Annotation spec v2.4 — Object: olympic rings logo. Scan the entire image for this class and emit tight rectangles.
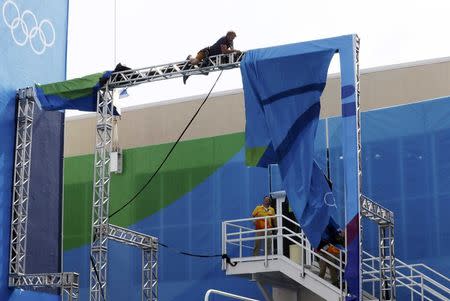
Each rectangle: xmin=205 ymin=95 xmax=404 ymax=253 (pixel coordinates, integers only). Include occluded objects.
xmin=2 ymin=0 xmax=56 ymax=55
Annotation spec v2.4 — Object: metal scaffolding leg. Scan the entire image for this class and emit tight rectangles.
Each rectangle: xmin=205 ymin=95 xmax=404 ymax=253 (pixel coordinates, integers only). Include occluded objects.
xmin=361 ymin=195 xmax=396 ymax=300
xmin=142 ymin=246 xmax=158 ymax=301
xmin=63 ymin=285 xmax=79 ymax=301
xmin=89 ymin=85 xmax=160 ymax=300
xmin=106 ymin=223 xmax=158 ymax=301
xmin=87 ymin=54 xmax=246 ymax=301
xmin=9 ymin=87 xmax=35 ymax=276
xmin=90 ymin=88 xmax=114 ymax=301
xmin=62 ymin=272 xmax=80 ymax=301
xmin=8 ymin=88 xmax=80 ymax=300
xmin=379 ymin=224 xmax=396 ymax=301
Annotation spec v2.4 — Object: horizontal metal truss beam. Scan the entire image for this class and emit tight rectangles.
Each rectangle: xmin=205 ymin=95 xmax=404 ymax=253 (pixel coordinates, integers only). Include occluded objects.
xmin=108 ymin=224 xmax=157 ymax=249
xmin=107 ymin=52 xmax=245 ymax=89
xmin=360 ymin=194 xmax=394 ymax=225
xmin=9 ymin=272 xmax=79 ymax=288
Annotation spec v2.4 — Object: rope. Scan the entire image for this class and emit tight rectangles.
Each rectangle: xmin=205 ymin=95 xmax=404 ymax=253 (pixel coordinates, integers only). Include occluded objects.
xmin=158 ymin=242 xmax=237 ymax=266
xmin=109 ymin=70 xmax=224 ymax=219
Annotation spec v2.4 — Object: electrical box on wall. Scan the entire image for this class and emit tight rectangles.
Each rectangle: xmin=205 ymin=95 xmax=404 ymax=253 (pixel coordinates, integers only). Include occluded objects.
xmin=110 ymin=149 xmax=123 ymax=174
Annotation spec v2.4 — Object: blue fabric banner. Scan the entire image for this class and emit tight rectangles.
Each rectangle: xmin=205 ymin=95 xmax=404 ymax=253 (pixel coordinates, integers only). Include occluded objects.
xmin=240 ymin=43 xmax=337 ymax=247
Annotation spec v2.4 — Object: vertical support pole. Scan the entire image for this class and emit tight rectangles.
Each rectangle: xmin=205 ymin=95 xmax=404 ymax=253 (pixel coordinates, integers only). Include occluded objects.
xmin=389 ymin=225 xmax=396 ymax=300
xmin=9 ymin=88 xmax=35 ymax=276
xmin=142 ymin=241 xmax=158 ymax=301
xmin=339 ymin=34 xmax=362 ymax=300
xmin=142 ymin=248 xmax=151 ymax=301
xmin=63 ymin=285 xmax=79 ymax=301
xmin=239 ymin=228 xmax=243 ymax=258
xmin=379 ymin=225 xmax=386 ymax=300
xmin=222 ymin=222 xmax=226 ymax=270
xmin=89 ymin=88 xmax=114 ymax=301
xmin=275 ymin=195 xmax=284 ymax=257
xmin=379 ymin=224 xmax=396 ymax=300
xmin=355 ymin=35 xmax=363 ymax=301
xmin=150 ymin=241 xmax=158 ymax=301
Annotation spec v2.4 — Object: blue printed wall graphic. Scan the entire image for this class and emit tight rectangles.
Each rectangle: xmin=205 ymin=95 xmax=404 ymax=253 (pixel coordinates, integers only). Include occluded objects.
xmin=0 ymin=0 xmax=69 ymax=300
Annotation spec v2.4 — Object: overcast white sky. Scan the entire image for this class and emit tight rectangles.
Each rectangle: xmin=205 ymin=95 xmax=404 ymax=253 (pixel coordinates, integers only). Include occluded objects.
xmin=66 ymin=0 xmax=450 ymax=116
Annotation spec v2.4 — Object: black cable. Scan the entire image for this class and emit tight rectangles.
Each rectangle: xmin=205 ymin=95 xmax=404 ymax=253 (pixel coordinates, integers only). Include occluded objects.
xmin=158 ymin=242 xmax=237 ymax=266
xmin=109 ymin=70 xmax=224 ymax=219
xmin=158 ymin=242 xmax=221 ymax=257
xmin=89 ymin=255 xmax=106 ymax=301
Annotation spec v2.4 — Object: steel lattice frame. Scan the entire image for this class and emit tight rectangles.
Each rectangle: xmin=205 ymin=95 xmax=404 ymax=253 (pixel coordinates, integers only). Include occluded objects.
xmin=142 ymin=245 xmax=158 ymax=301
xmin=107 ymin=223 xmax=158 ymax=301
xmin=9 ymin=88 xmax=35 ymax=276
xmin=9 ymin=272 xmax=79 ymax=301
xmin=355 ymin=36 xmax=395 ymax=300
xmin=107 ymin=224 xmax=155 ymax=248
xmin=361 ymin=194 xmax=396 ymax=300
xmin=89 ymin=53 xmax=244 ymax=301
xmin=90 ymin=87 xmax=114 ymax=301
xmin=8 ymin=88 xmax=79 ymax=301
xmin=108 ymin=52 xmax=244 ymax=90
xmin=354 ymin=35 xmax=363 ymax=300
xmin=379 ymin=224 xmax=395 ymax=300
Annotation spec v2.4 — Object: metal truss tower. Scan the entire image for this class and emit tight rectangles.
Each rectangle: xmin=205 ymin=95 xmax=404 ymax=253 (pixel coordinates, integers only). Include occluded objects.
xmin=89 ymin=52 xmax=244 ymax=301
xmin=9 ymin=87 xmax=79 ymax=301
xmin=361 ymin=195 xmax=396 ymax=300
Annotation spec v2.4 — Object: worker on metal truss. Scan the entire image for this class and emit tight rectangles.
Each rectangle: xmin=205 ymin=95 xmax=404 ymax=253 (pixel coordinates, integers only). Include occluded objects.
xmin=183 ymin=30 xmax=241 ymax=84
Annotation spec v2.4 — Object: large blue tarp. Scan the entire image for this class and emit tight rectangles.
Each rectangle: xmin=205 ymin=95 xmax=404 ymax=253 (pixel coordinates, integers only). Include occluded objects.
xmin=241 ymin=35 xmax=361 ymax=299
xmin=240 ymin=43 xmax=337 ymax=248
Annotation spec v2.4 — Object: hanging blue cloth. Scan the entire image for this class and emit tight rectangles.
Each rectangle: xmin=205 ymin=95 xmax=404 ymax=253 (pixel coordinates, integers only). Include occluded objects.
xmin=241 ymin=42 xmax=337 ymax=247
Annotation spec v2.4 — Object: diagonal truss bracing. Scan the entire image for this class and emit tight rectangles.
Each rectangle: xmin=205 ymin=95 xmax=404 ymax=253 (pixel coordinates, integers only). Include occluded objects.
xmin=360 ymin=194 xmax=396 ymax=300
xmin=9 ymin=88 xmax=79 ymax=301
xmin=108 ymin=52 xmax=244 ymax=89
xmin=9 ymin=87 xmax=35 ymax=276
xmin=89 ymin=53 xmax=244 ymax=301
xmin=9 ymin=273 xmax=79 ymax=301
xmin=108 ymin=224 xmax=157 ymax=249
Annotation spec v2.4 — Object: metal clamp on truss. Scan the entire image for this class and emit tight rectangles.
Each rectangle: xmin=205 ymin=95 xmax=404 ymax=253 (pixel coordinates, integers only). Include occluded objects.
xmin=8 ymin=88 xmax=79 ymax=301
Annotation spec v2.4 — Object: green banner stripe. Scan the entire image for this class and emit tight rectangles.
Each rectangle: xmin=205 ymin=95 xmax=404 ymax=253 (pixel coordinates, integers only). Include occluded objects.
xmin=38 ymin=72 xmax=104 ymax=100
xmin=63 ymin=132 xmax=245 ymax=250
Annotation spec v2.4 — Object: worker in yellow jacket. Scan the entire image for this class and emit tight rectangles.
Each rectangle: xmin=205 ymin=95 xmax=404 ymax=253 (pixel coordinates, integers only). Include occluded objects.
xmin=252 ymin=196 xmax=276 ymax=256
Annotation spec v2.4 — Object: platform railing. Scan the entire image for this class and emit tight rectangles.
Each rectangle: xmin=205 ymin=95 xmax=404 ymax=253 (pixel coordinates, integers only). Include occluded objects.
xmin=363 ymin=251 xmax=450 ymax=300
xmin=204 ymin=289 xmax=259 ymax=301
xmin=222 ymin=214 xmax=347 ymax=296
